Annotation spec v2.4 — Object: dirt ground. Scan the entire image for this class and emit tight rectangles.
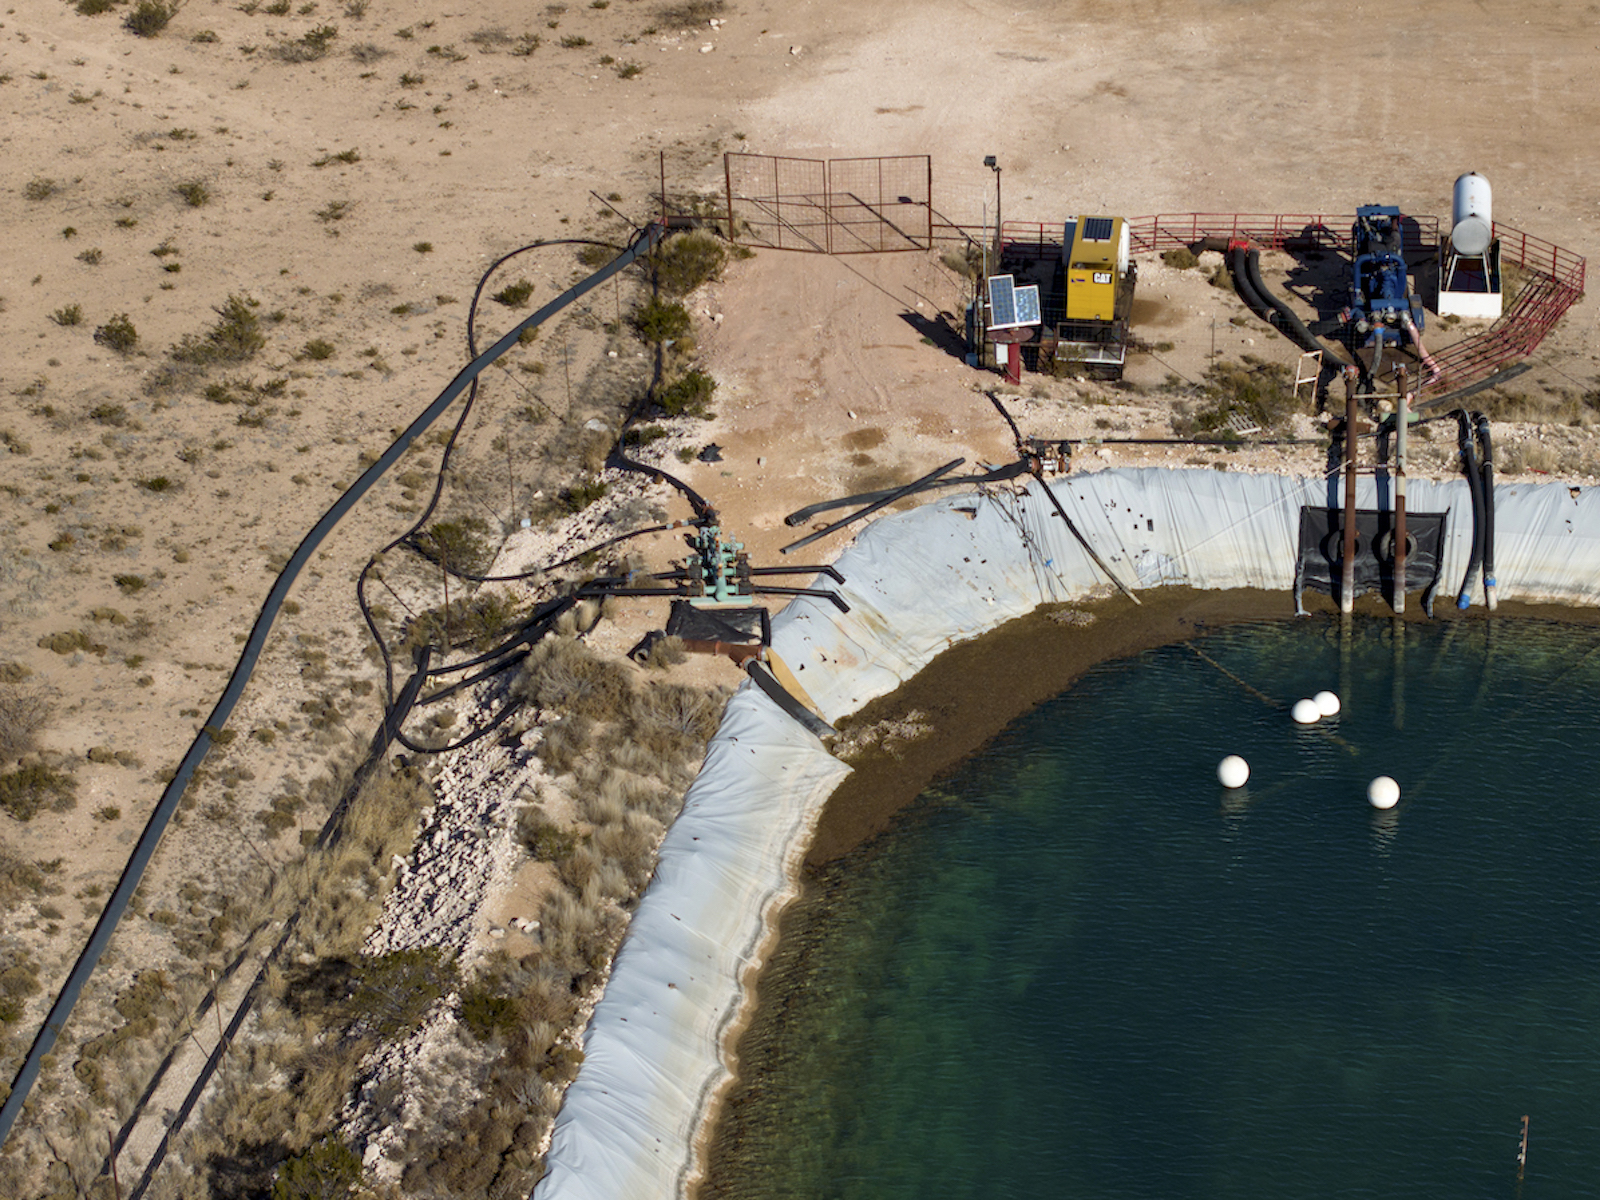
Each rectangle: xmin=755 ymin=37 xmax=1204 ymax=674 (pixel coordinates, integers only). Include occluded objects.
xmin=1 ymin=0 xmax=1598 ymax=1192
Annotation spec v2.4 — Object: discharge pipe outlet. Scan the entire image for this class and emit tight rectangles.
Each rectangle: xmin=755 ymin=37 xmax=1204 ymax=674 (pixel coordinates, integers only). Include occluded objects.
xmin=1475 ymin=412 xmax=1497 ymax=610
xmin=1456 ymin=409 xmax=1486 ymax=609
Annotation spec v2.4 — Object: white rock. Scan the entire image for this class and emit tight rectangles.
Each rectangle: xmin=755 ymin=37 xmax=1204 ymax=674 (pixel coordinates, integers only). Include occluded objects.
xmin=700 ymin=43 xmax=714 ymax=52
xmin=789 ymin=44 xmax=804 ymax=55
xmin=488 ymin=926 xmax=506 ymax=939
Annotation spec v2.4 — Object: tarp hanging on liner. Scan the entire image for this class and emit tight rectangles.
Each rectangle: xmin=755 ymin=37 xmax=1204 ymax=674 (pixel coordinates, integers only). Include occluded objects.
xmin=535 ymin=684 xmax=849 ymax=1200
xmin=534 ymin=466 xmax=1600 ymax=1200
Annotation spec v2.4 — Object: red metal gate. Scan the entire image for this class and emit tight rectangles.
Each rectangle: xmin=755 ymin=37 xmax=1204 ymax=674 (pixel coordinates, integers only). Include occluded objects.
xmin=725 ymin=153 xmax=932 ymax=254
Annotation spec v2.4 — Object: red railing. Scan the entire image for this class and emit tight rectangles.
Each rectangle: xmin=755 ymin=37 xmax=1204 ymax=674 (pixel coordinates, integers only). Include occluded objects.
xmin=992 ymin=212 xmax=1584 ymax=401
xmin=1419 ymin=221 xmax=1585 ymax=401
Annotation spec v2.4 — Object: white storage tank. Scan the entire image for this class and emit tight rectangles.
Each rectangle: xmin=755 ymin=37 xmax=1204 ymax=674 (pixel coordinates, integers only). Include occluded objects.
xmin=1451 ymin=172 xmax=1494 ymax=256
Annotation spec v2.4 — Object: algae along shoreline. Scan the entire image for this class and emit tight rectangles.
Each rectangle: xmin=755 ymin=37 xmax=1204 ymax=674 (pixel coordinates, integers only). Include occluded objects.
xmin=698 ymin=588 xmax=1600 ymax=1197
xmin=704 ymin=611 xmax=1600 ymax=1200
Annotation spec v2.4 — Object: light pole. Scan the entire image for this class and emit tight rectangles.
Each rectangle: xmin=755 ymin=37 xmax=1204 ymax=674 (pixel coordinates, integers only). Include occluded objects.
xmin=984 ymin=155 xmax=1001 ymax=267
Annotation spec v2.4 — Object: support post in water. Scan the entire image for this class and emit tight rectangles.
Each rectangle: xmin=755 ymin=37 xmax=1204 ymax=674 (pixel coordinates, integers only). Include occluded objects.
xmin=1394 ymin=365 xmax=1409 ymax=615
xmin=1518 ymin=1114 xmax=1529 ymax=1179
xmin=1341 ymin=366 xmax=1360 ymax=615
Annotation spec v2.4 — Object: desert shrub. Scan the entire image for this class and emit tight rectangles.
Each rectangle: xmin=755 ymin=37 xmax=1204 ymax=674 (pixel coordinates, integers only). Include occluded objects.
xmin=657 ymin=0 xmax=724 ymax=24
xmin=0 ymin=763 xmax=77 ymax=821
xmin=271 ymin=1136 xmax=362 ymax=1200
xmin=656 ymin=368 xmax=715 ymax=417
xmin=559 ymin=478 xmax=608 ymax=513
xmin=301 ymin=337 xmax=336 ymax=360
xmin=402 ymin=589 xmax=522 ymax=653
xmin=94 ymin=313 xmax=140 ymax=354
xmin=24 ymin=177 xmax=58 ymax=202
xmin=492 ymin=278 xmax=535 ymax=307
xmin=0 ymin=687 xmax=50 ymax=763
xmin=631 ymin=296 xmax=690 ymax=344
xmin=349 ymin=947 xmax=457 ymax=1038
xmin=653 ymin=231 xmax=726 ymax=297
xmin=176 ymin=180 xmax=210 ymax=207
xmin=50 ymin=304 xmax=83 ymax=327
xmin=274 ymin=23 xmax=339 ymax=60
xmin=77 ymin=0 xmax=118 ymax=13
xmin=1174 ymin=355 xmax=1298 ymax=437
xmin=1161 ymin=246 xmax=1199 ymax=269
xmin=172 ymin=294 xmax=266 ymax=364
xmin=514 ymin=637 xmax=632 ymax=721
xmin=125 ymin=0 xmax=181 ymax=37
xmin=0 ymin=842 xmax=46 ymax=906
xmin=412 ymin=515 xmax=492 ymax=575
xmin=460 ymin=986 xmax=521 ymax=1041
xmin=519 ymin=810 xmax=577 ymax=862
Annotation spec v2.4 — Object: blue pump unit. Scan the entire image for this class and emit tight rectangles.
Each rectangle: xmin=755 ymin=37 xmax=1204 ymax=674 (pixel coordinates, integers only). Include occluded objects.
xmin=1345 ymin=205 xmax=1425 ymax=350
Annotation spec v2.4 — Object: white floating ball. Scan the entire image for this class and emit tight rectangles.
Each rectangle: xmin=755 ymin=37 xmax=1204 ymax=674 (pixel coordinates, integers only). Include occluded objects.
xmin=1291 ymin=698 xmax=1321 ymax=725
xmin=1314 ymin=690 xmax=1341 ymax=717
xmin=1367 ymin=776 xmax=1401 ymax=810
xmin=1217 ymin=755 xmax=1249 ymax=789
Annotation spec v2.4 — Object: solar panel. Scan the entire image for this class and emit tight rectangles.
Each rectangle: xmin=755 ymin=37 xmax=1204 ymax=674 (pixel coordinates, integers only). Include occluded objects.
xmin=987 ymin=274 xmax=1017 ymax=328
xmin=1082 ymin=216 xmax=1115 ymax=241
xmin=1014 ymin=284 xmax=1041 ymax=326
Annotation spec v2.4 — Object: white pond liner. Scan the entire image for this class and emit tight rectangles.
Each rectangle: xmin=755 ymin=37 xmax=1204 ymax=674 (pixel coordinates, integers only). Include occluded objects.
xmin=534 ymin=467 xmax=1600 ymax=1200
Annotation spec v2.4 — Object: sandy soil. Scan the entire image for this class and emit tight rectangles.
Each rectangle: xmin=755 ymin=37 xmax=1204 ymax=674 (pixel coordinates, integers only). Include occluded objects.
xmin=1 ymin=0 xmax=1598 ymax=1192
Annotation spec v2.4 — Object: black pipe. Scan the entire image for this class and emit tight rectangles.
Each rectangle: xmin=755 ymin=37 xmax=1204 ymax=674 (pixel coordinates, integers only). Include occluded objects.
xmin=1240 ymin=247 xmax=1356 ymax=373
xmin=783 ymin=462 xmax=1028 ymax=526
xmin=1475 ymin=412 xmax=1497 ymax=610
xmin=780 ymin=458 xmax=965 ymax=554
xmin=1230 ymin=245 xmax=1270 ymax=318
xmin=1456 ymin=409 xmax=1486 ymax=609
xmin=749 ymin=584 xmax=850 ymax=613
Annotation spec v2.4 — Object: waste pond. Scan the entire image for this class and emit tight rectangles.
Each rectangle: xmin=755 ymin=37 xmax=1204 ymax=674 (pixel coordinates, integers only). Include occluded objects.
xmin=706 ymin=617 xmax=1600 ymax=1200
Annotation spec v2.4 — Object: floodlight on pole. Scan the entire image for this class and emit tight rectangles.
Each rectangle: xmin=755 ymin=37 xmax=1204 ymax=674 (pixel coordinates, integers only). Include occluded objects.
xmin=984 ymin=155 xmax=1001 ymax=264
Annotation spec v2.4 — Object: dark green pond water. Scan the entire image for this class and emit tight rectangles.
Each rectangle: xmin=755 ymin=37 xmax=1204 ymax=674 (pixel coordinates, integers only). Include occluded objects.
xmin=710 ymin=617 xmax=1600 ymax=1200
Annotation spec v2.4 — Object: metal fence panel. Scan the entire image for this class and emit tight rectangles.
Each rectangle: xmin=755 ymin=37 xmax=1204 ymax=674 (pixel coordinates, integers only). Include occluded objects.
xmin=726 ymin=153 xmax=829 ymax=252
xmin=825 ymin=156 xmax=931 ymax=253
xmin=725 ymin=153 xmax=931 ymax=254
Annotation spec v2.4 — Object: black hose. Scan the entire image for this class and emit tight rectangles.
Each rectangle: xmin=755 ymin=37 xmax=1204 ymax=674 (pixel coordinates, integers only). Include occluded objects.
xmin=780 ymin=458 xmax=965 ymax=554
xmin=1230 ymin=245 xmax=1270 ymax=318
xmin=782 ymin=461 xmax=1030 ymax=526
xmin=1242 ymin=248 xmax=1353 ymax=368
xmin=1456 ymin=409 xmax=1486 ymax=609
xmin=1476 ymin=412 xmax=1496 ymax=607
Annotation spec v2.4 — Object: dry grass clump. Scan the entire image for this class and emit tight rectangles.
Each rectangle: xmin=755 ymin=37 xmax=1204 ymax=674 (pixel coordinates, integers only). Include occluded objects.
xmin=384 ymin=641 xmax=728 ymax=1194
xmin=169 ymin=762 xmax=439 ymax=1195
xmin=513 ymin=635 xmax=633 ymax=721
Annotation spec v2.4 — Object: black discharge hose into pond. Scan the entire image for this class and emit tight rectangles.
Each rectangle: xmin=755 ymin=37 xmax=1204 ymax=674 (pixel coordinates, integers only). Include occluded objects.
xmin=1476 ymin=411 xmax=1497 ymax=610
xmin=1456 ymin=409 xmax=1487 ymax=609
